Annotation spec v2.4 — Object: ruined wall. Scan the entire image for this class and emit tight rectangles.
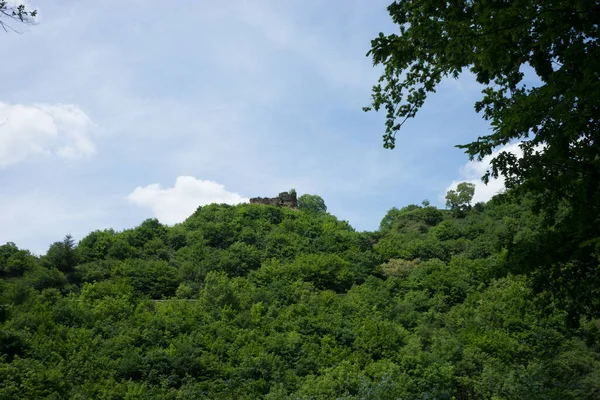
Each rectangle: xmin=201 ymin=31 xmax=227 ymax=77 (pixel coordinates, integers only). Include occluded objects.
xmin=249 ymin=191 xmax=297 ymax=209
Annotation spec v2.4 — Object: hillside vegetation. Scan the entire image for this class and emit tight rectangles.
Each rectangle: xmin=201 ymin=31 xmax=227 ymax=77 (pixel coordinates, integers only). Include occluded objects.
xmin=1 ymin=193 xmax=599 ymax=399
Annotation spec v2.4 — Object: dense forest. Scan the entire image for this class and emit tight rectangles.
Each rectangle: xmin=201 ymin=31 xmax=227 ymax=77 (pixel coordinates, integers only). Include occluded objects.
xmin=3 ymin=0 xmax=600 ymax=398
xmin=1 ymin=190 xmax=599 ymax=399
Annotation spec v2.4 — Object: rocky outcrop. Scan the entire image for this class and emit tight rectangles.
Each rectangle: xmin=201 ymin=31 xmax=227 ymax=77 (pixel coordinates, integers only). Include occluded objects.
xmin=250 ymin=191 xmax=297 ymax=209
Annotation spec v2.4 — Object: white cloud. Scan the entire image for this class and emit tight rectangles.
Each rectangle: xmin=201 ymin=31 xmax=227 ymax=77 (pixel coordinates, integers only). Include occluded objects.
xmin=127 ymin=176 xmax=249 ymax=225
xmin=443 ymin=142 xmax=524 ymax=204
xmin=0 ymin=102 xmax=95 ymax=167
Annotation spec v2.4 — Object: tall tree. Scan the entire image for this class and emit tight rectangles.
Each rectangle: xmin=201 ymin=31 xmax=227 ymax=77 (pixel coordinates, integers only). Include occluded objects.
xmin=445 ymin=182 xmax=475 ymax=216
xmin=0 ymin=1 xmax=37 ymax=33
xmin=298 ymin=194 xmax=327 ymax=214
xmin=43 ymin=235 xmax=78 ymax=277
xmin=365 ymin=1 xmax=600 ymax=321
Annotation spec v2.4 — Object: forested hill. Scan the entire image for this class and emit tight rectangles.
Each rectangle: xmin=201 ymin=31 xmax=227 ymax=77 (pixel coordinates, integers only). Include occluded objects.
xmin=1 ymin=195 xmax=599 ymax=399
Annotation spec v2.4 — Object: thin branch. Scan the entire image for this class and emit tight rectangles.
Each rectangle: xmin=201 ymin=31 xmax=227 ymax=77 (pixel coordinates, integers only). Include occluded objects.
xmin=0 ymin=3 xmax=38 ymax=33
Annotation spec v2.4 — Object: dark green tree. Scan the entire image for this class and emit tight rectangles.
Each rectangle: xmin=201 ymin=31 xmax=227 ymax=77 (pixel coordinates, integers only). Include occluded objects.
xmin=43 ymin=235 xmax=78 ymax=276
xmin=365 ymin=0 xmax=600 ymax=320
xmin=298 ymin=194 xmax=327 ymax=214
xmin=0 ymin=242 xmax=36 ymax=278
xmin=120 ymin=259 xmax=179 ymax=299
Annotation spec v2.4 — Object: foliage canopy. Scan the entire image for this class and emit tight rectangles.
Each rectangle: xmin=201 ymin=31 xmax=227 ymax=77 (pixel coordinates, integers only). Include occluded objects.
xmin=365 ymin=0 xmax=600 ymax=320
xmin=445 ymin=182 xmax=476 ymax=213
xmin=1 ymin=1 xmax=600 ymax=397
xmin=298 ymin=193 xmax=327 ymax=214
xmin=1 ymin=198 xmax=599 ymax=398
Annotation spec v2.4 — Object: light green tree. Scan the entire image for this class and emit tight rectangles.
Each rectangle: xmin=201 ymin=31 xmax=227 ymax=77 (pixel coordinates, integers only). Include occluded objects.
xmin=297 ymin=194 xmax=327 ymax=214
xmin=445 ymin=182 xmax=475 ymax=213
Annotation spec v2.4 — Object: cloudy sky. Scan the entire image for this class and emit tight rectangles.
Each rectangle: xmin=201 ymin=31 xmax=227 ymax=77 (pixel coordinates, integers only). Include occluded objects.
xmin=1 ymin=0 xmax=505 ymax=254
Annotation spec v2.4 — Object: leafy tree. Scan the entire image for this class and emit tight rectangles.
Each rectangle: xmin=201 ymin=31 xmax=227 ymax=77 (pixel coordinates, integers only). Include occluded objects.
xmin=0 ymin=1 xmax=37 ymax=33
xmin=127 ymin=218 xmax=168 ymax=249
xmin=43 ymin=235 xmax=78 ymax=277
xmin=379 ymin=204 xmax=443 ymax=234
xmin=365 ymin=1 xmax=599 ymax=194
xmin=76 ymin=230 xmax=116 ymax=263
xmin=365 ymin=0 xmax=600 ymax=320
xmin=445 ymin=182 xmax=476 ymax=215
xmin=298 ymin=194 xmax=327 ymax=214
xmin=73 ymin=259 xmax=117 ymax=284
xmin=120 ymin=259 xmax=178 ymax=299
xmin=0 ymin=242 xmax=35 ymax=278
xmin=23 ymin=265 xmax=66 ymax=291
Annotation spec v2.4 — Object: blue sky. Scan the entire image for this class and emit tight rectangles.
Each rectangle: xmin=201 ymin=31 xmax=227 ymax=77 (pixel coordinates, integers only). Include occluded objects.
xmin=1 ymin=0 xmax=503 ymax=254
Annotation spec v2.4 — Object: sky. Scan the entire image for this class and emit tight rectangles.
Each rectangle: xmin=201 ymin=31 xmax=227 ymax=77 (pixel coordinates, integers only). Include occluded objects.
xmin=1 ymin=0 xmax=507 ymax=254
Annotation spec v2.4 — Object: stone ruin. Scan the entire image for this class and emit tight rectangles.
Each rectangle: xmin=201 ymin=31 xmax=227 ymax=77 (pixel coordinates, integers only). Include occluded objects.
xmin=249 ymin=191 xmax=297 ymax=209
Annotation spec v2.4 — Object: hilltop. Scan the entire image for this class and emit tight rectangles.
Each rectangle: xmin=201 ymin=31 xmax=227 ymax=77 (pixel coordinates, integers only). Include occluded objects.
xmin=1 ymin=194 xmax=599 ymax=399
